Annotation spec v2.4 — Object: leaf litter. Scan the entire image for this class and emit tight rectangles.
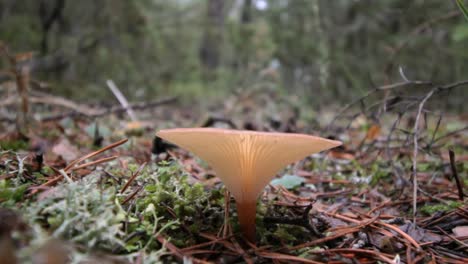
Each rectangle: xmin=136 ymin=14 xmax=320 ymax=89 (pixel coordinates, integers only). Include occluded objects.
xmin=0 ymin=89 xmax=467 ymax=263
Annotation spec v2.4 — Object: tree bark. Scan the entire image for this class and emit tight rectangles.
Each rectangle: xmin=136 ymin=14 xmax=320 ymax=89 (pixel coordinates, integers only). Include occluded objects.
xmin=38 ymin=0 xmax=66 ymax=54
xmin=199 ymin=0 xmax=225 ymax=75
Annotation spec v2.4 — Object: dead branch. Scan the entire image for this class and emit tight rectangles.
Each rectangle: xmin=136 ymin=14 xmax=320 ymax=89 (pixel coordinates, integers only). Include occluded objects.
xmin=412 ymin=87 xmax=436 ymax=222
xmin=326 ymin=80 xmax=430 ymax=130
xmin=327 ymin=79 xmax=468 ymax=131
xmin=449 ymin=150 xmax=464 ymax=201
xmin=41 ymin=96 xmax=178 ymax=121
xmin=0 ymin=96 xmax=178 ymax=122
xmin=432 ymin=125 xmax=468 ymax=145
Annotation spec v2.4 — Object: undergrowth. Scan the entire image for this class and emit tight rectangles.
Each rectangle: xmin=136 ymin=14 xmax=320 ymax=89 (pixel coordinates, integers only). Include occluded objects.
xmin=1 ymin=152 xmax=338 ymax=262
xmin=3 ymin=159 xmax=229 ymax=262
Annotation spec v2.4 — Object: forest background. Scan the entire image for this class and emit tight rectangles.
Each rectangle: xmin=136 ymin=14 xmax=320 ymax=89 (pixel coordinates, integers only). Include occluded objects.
xmin=1 ymin=0 xmax=467 ymax=111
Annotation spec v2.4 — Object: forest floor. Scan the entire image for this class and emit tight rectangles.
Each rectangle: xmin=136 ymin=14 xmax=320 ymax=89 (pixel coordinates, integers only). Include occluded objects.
xmin=0 ymin=87 xmax=467 ymax=264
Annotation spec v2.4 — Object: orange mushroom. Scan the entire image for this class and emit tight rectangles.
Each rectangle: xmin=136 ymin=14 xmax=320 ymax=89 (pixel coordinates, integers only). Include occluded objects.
xmin=156 ymin=128 xmax=341 ymax=241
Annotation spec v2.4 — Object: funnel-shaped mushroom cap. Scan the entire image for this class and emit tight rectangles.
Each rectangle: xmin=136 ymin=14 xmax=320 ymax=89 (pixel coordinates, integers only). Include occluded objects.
xmin=156 ymin=128 xmax=341 ymax=203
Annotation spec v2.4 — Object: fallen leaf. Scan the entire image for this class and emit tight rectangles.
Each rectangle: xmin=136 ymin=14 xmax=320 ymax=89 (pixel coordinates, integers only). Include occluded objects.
xmin=270 ymin=174 xmax=305 ymax=189
xmin=365 ymin=124 xmax=381 ymax=140
xmin=399 ymin=223 xmax=442 ymax=243
xmin=452 ymin=226 xmax=468 ymax=237
xmin=329 ymin=150 xmax=355 ymax=160
xmin=51 ymin=138 xmax=80 ymax=162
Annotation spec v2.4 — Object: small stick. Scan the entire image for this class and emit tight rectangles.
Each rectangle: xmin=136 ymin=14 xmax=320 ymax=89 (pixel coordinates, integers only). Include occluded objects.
xmin=64 ymin=138 xmax=128 ymax=172
xmin=222 ymin=189 xmax=232 ymax=238
xmin=29 ymin=139 xmax=127 ymax=195
xmin=412 ymin=88 xmax=436 ymax=223
xmin=449 ymin=149 xmax=464 ymax=200
xmin=71 ymin=156 xmax=117 ymax=171
xmin=121 ymin=162 xmax=147 ymax=193
xmin=435 ymin=226 xmax=468 ymax=249
xmin=263 ymin=204 xmax=320 ymax=236
xmin=106 ymin=80 xmax=137 ymax=121
xmin=154 ymin=234 xmax=184 ymax=260
xmin=37 ymin=96 xmax=178 ymax=122
xmin=121 ymin=185 xmax=143 ymax=205
xmin=433 ymin=125 xmax=468 ymax=144
xmin=428 ymin=114 xmax=443 ymax=147
xmin=320 ymin=248 xmax=396 ymax=264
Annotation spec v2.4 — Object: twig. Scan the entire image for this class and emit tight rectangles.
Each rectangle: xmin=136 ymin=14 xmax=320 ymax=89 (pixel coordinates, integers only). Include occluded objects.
xmin=28 ymin=138 xmax=128 ymax=195
xmin=375 ymin=222 xmax=421 ymax=251
xmin=121 ymin=185 xmax=143 ymax=205
xmin=155 ymin=235 xmax=210 ymax=264
xmin=449 ymin=150 xmax=464 ymax=201
xmin=326 ymin=80 xmax=429 ymax=130
xmin=1 ymin=94 xmax=178 ymax=123
xmin=39 ymin=96 xmax=178 ymax=121
xmin=399 ymin=66 xmax=411 ymax=82
xmin=428 ymin=114 xmax=443 ymax=148
xmin=71 ymin=156 xmax=117 ymax=171
xmin=181 ymin=235 xmax=235 ymax=253
xmin=435 ymin=226 xmax=468 ymax=250
xmin=255 ymin=251 xmax=323 ymax=264
xmin=106 ymin=80 xmax=137 ymax=121
xmin=263 ymin=204 xmax=320 ymax=236
xmin=0 ymin=95 xmax=98 ymax=116
xmin=319 ymin=248 xmax=396 ymax=264
xmin=121 ymin=162 xmax=147 ymax=193
xmin=412 ymin=88 xmax=436 ymax=223
xmin=64 ymin=138 xmax=128 ymax=171
xmin=327 ymin=79 xmax=468 ymax=133
xmin=155 ymin=234 xmax=185 ymax=260
xmin=417 ymin=187 xmax=450 ymax=205
xmin=432 ymin=125 xmax=468 ymax=144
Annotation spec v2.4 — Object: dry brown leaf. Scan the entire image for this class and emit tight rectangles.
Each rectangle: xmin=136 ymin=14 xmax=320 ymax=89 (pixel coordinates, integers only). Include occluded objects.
xmin=452 ymin=226 xmax=468 ymax=237
xmin=329 ymin=150 xmax=355 ymax=160
xmin=365 ymin=124 xmax=381 ymax=141
xmin=51 ymin=138 xmax=80 ymax=162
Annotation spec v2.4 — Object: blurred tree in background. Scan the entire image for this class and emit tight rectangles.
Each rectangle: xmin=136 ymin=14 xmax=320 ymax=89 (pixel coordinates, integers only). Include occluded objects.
xmin=0 ymin=0 xmax=467 ymax=110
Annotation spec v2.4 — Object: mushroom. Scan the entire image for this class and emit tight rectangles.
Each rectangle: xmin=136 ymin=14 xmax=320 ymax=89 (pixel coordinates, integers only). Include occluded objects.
xmin=156 ymin=128 xmax=341 ymax=241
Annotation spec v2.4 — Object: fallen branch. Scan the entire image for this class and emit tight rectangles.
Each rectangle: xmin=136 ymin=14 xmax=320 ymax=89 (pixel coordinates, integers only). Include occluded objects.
xmin=432 ymin=125 xmax=468 ymax=145
xmin=326 ymin=80 xmax=429 ymax=130
xmin=0 ymin=96 xmax=178 ymax=123
xmin=412 ymin=87 xmax=436 ymax=222
xmin=40 ymin=96 xmax=178 ymax=121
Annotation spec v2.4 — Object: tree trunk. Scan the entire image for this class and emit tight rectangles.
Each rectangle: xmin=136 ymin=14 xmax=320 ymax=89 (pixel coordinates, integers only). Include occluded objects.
xmin=199 ymin=0 xmax=225 ymax=77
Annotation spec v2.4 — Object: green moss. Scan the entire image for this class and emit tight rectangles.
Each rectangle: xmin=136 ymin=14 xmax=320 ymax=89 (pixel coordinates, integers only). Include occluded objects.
xmin=0 ymin=140 xmax=29 ymax=151
xmin=129 ymin=161 xmax=225 ymax=247
xmin=27 ymin=176 xmax=126 ymax=250
xmin=369 ymin=161 xmax=391 ymax=186
xmin=0 ymin=179 xmax=29 ymax=203
xmin=420 ymin=201 xmax=463 ymax=215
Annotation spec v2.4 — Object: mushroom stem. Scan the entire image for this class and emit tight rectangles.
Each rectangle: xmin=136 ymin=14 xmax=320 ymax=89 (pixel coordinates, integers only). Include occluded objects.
xmin=236 ymin=200 xmax=257 ymax=242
